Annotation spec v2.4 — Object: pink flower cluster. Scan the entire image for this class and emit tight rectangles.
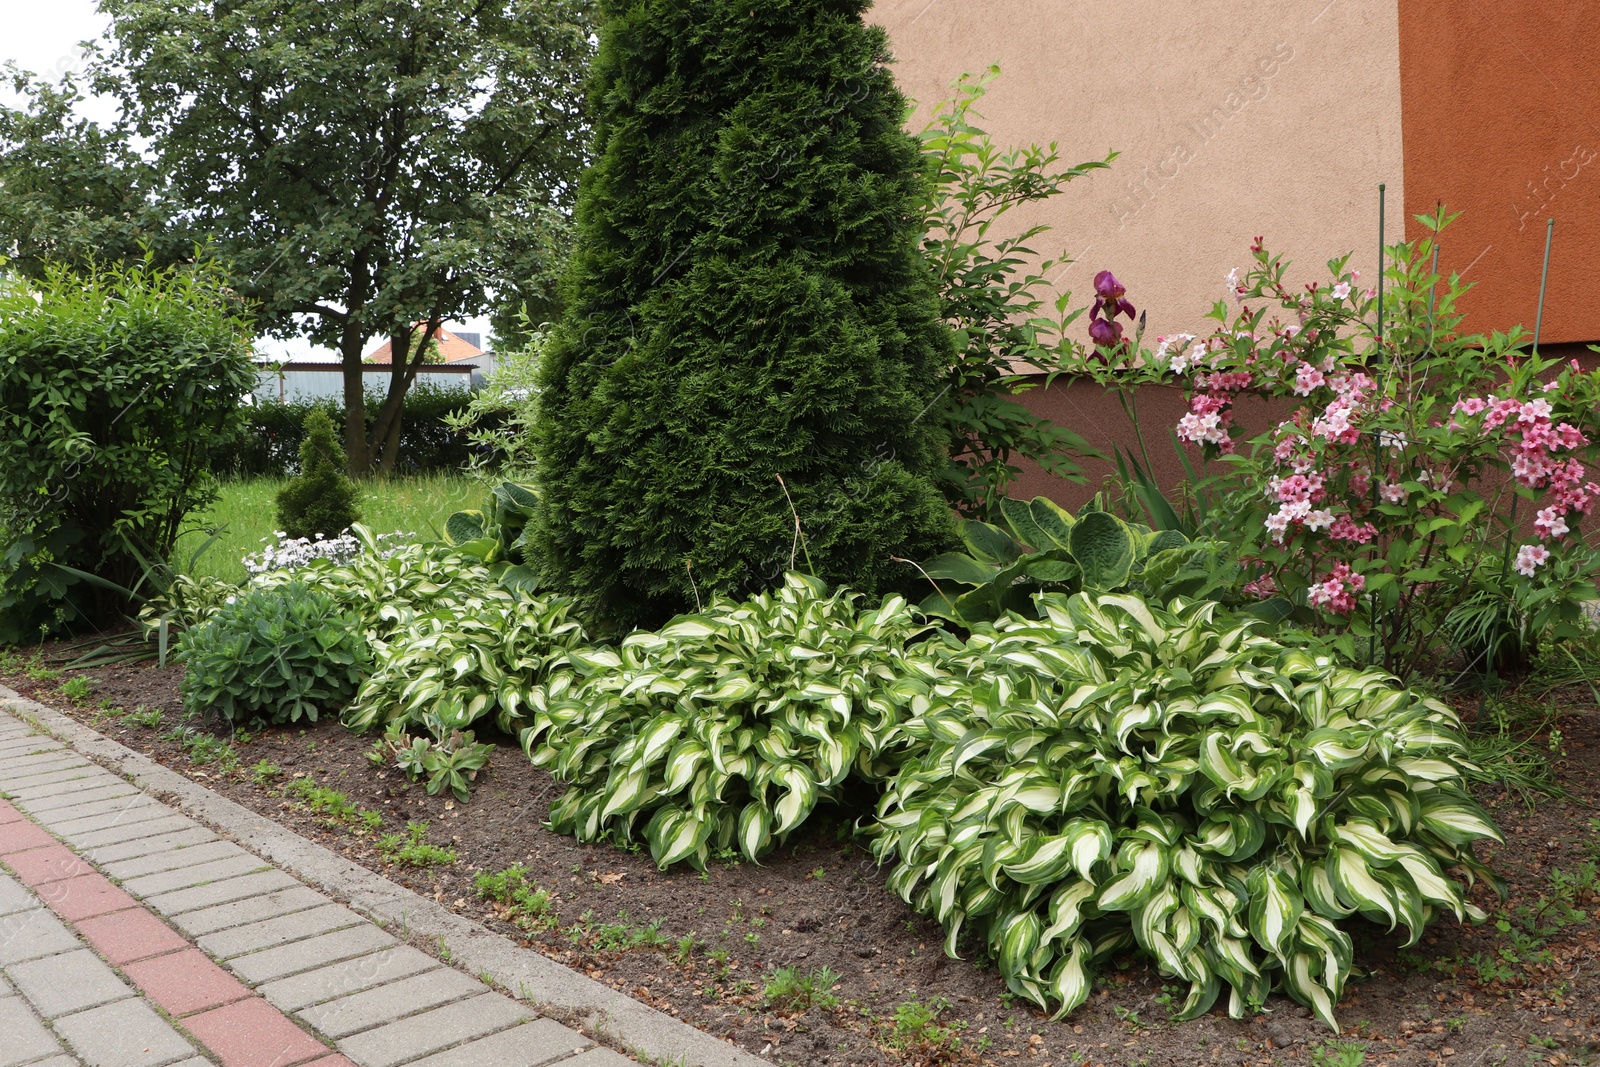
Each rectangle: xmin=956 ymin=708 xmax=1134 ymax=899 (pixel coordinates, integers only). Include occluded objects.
xmin=1452 ymin=393 xmax=1599 ymax=540
xmin=1514 ymin=543 xmax=1550 ymax=577
xmin=1307 ymin=562 xmax=1365 ymax=615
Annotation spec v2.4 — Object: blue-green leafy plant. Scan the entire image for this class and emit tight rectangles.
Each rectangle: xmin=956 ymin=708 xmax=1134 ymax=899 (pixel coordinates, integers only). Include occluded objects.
xmin=176 ymin=582 xmax=371 ymax=726
xmin=444 ymin=481 xmax=540 ymax=593
xmin=913 ymin=496 xmax=1220 ymax=625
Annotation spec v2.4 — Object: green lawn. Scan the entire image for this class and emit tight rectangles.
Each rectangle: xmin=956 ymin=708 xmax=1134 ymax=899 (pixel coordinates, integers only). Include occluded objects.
xmin=178 ymin=473 xmax=481 ymax=584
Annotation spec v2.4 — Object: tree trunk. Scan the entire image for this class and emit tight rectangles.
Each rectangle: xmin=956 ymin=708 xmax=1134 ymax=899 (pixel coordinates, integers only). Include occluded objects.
xmin=339 ymin=323 xmax=370 ymax=476
xmin=368 ymin=317 xmax=442 ymax=475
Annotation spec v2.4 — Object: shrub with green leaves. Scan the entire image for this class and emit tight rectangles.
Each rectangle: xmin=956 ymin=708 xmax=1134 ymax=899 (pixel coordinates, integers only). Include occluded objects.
xmin=176 ymin=582 xmax=371 ymax=726
xmin=521 ymin=573 xmax=937 ymax=869
xmin=870 ymin=592 xmax=1501 ymax=1029
xmin=0 ymin=259 xmax=256 ymax=639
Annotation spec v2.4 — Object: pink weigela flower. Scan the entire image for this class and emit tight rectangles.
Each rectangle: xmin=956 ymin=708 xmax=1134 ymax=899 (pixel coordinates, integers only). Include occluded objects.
xmin=1515 ymin=543 xmax=1550 ymax=577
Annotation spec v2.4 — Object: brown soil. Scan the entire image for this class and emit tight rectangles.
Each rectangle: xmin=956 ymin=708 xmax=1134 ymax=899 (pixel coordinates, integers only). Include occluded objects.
xmin=3 ymin=645 xmax=1598 ymax=1067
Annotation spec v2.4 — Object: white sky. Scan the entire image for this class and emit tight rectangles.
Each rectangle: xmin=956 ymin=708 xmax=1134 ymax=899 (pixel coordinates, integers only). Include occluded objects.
xmin=0 ymin=0 xmax=497 ymax=359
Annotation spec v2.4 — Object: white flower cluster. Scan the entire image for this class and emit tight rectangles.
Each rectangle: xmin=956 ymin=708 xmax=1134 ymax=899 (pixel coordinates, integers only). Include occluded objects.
xmin=242 ymin=529 xmax=413 ymax=576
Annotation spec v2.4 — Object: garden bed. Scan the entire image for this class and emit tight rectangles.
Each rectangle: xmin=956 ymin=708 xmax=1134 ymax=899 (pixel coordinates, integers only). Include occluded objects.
xmin=4 ymin=648 xmax=1598 ymax=1067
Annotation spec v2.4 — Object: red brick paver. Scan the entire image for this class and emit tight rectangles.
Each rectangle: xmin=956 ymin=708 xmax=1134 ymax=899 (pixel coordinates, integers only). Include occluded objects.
xmin=39 ymin=872 xmax=138 ymax=921
xmin=0 ymin=801 xmax=27 ymax=824
xmin=184 ymin=997 xmax=329 ymax=1067
xmin=76 ymin=907 xmax=191 ymax=965
xmin=301 ymin=1057 xmax=360 ymax=1067
xmin=3 ymin=843 xmax=94 ymax=885
xmin=0 ymin=819 xmax=58 ymax=854
xmin=125 ymin=947 xmax=252 ymax=1016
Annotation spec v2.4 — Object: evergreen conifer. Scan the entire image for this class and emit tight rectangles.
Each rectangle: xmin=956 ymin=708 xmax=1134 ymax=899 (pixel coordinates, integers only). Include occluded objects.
xmin=534 ymin=0 xmax=955 ymax=630
xmin=276 ymin=407 xmax=362 ymax=539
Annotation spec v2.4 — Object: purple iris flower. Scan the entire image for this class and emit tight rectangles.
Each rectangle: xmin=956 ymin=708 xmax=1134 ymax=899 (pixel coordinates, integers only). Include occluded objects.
xmin=1089 ymin=270 xmax=1136 ymax=354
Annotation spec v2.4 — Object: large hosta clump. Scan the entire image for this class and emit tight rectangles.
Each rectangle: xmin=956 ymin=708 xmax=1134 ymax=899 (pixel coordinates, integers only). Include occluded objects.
xmin=520 ymin=573 xmax=938 ymax=869
xmin=870 ymin=592 xmax=1502 ymax=1029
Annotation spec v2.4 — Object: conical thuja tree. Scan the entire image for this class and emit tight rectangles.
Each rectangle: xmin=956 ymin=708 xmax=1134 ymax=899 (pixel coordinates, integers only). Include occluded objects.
xmin=276 ymin=407 xmax=362 ymax=539
xmin=535 ymin=0 xmax=956 ymax=631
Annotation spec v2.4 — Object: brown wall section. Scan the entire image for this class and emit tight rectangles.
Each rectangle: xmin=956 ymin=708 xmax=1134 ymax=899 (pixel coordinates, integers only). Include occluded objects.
xmin=1398 ymin=3 xmax=1600 ymax=343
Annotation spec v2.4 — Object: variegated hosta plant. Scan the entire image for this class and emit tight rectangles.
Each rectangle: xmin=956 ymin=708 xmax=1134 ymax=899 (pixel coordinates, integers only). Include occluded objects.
xmin=870 ymin=592 xmax=1502 ymax=1030
xmin=520 ymin=573 xmax=939 ymax=869
xmin=254 ymin=524 xmax=511 ymax=645
xmin=343 ymin=592 xmax=591 ymax=735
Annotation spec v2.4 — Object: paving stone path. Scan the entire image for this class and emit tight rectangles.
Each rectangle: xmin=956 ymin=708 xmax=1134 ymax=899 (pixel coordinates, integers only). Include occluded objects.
xmin=0 ymin=710 xmax=635 ymax=1067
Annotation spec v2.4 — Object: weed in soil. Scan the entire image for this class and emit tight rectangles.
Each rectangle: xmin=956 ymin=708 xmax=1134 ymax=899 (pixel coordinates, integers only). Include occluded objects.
xmin=377 ymin=821 xmax=457 ymax=868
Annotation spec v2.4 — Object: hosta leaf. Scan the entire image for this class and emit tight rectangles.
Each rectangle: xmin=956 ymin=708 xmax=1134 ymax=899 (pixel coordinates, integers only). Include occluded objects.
xmin=1418 ymin=795 xmax=1504 ymax=846
xmin=1097 ymin=839 xmax=1170 ymax=912
xmin=1246 ymin=864 xmax=1304 ymax=957
xmin=1070 ymin=512 xmax=1136 ymax=589
xmin=1327 ymin=847 xmax=1398 ymax=929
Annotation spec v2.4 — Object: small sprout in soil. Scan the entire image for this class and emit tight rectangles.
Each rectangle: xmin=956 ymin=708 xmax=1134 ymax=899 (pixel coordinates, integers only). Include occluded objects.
xmin=284 ymin=777 xmax=383 ymax=833
xmin=378 ymin=822 xmax=457 ymax=868
xmin=761 ymin=966 xmax=840 ymax=1013
xmin=474 ymin=865 xmax=558 ymax=931
xmin=744 ymin=931 xmax=760 ymax=948
xmin=1113 ymin=1005 xmax=1144 ymax=1033
xmin=809 ymin=867 xmax=826 ymax=880
xmin=568 ymin=910 xmax=669 ymax=953
xmin=885 ymin=997 xmax=965 ymax=1055
xmin=1310 ymin=1040 xmax=1367 ymax=1067
xmin=122 ymin=705 xmax=163 ymax=729
xmin=23 ymin=656 xmax=60 ymax=683
xmin=164 ymin=725 xmax=240 ymax=775
xmin=59 ymin=676 xmax=94 ymax=701
xmin=673 ymin=933 xmax=701 ymax=966
xmin=249 ymin=760 xmax=282 ymax=787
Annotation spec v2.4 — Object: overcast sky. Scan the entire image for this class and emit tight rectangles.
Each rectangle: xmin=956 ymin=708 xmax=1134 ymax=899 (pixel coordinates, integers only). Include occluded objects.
xmin=0 ymin=1 xmax=497 ymax=359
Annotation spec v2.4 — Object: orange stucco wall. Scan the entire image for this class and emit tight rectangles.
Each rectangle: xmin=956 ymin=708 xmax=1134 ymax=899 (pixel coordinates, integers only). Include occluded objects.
xmin=1397 ymin=3 xmax=1600 ymax=343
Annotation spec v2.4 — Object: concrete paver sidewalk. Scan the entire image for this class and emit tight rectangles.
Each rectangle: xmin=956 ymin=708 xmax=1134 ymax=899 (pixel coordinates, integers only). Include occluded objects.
xmin=0 ymin=710 xmax=631 ymax=1067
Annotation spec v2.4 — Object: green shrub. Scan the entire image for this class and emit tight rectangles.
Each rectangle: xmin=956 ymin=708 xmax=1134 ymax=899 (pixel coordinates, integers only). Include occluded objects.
xmin=521 ymin=573 xmax=937 ymax=869
xmin=533 ymin=0 xmax=956 ymax=632
xmin=918 ymin=69 xmax=1110 ymax=518
xmin=176 ymin=582 xmax=371 ymax=726
xmin=276 ymin=408 xmax=361 ymax=539
xmin=215 ymin=384 xmax=498 ymax=477
xmin=0 ymin=259 xmax=256 ymax=639
xmin=870 ymin=592 xmax=1501 ymax=1029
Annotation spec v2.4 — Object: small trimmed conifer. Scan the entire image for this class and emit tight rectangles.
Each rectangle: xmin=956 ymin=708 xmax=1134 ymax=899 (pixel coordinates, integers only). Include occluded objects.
xmin=534 ymin=0 xmax=956 ymax=630
xmin=276 ymin=407 xmax=361 ymax=538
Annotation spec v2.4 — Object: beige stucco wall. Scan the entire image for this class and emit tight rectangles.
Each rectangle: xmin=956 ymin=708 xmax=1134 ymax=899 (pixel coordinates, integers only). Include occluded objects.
xmin=872 ymin=0 xmax=1406 ymax=343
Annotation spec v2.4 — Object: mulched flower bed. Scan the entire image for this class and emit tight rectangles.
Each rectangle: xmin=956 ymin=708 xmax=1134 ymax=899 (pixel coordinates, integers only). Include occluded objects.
xmin=3 ymin=646 xmax=1598 ymax=1067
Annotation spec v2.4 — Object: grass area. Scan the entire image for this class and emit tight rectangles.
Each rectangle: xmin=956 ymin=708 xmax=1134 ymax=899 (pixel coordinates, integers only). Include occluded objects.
xmin=177 ymin=473 xmax=480 ymax=584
